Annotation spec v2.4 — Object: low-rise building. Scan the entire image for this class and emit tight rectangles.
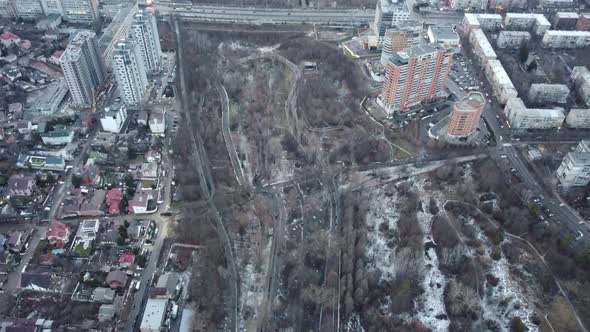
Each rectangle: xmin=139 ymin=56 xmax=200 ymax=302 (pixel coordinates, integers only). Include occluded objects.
xmin=119 ymin=252 xmax=135 ymax=268
xmin=148 ymin=111 xmax=165 ymax=135
xmin=528 ymin=83 xmax=570 ymax=104
xmin=93 ymin=287 xmax=116 ymax=303
xmin=542 ymin=30 xmax=590 ymax=48
xmin=106 ymin=270 xmax=128 ymax=289
xmin=128 ymin=189 xmax=157 ymax=214
xmin=572 ymin=66 xmax=590 ymax=106
xmin=47 ymin=221 xmax=71 ymax=247
xmin=73 ymin=219 xmax=99 ymax=249
xmin=140 ymin=298 xmax=168 ymax=332
xmin=0 ymin=31 xmax=20 ymax=47
xmin=40 ymin=125 xmax=74 ymax=145
xmin=556 ymin=140 xmax=590 ymax=186
xmin=7 ymin=174 xmax=36 ymax=197
xmin=16 ymin=154 xmax=66 ymax=171
xmin=469 ymin=29 xmax=497 ymax=63
xmin=140 ymin=162 xmax=158 ymax=180
xmin=577 ymin=13 xmax=590 ymax=31
xmin=427 ymin=26 xmax=460 ymax=49
xmin=100 ymin=105 xmax=128 ymax=133
xmin=504 ymin=97 xmax=565 ymax=129
xmin=552 ymin=12 xmax=579 ymax=30
xmin=484 ymin=60 xmax=518 ymax=105
xmin=566 ymin=109 xmax=590 ymax=128
xmin=496 ymin=31 xmax=531 ymax=48
xmin=35 ymin=80 xmax=69 ymax=115
xmin=105 ymin=188 xmax=122 ymax=215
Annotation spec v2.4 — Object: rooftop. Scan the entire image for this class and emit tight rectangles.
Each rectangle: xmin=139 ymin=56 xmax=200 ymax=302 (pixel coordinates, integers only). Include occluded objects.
xmin=455 ymin=92 xmax=485 ymax=112
xmin=140 ymin=298 xmax=168 ymax=330
xmin=471 ymin=29 xmax=497 ymax=58
xmin=487 ymin=59 xmax=515 ymax=87
xmin=556 ymin=12 xmax=580 ymax=18
xmin=428 ymin=26 xmax=459 ymax=40
xmin=545 ymin=30 xmax=590 ymax=36
xmin=61 ymin=31 xmax=96 ymax=63
xmin=388 ymin=44 xmax=444 ymax=65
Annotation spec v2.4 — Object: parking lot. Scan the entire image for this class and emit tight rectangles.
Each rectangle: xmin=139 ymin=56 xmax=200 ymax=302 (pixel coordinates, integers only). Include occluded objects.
xmin=449 ymin=53 xmax=482 ymax=93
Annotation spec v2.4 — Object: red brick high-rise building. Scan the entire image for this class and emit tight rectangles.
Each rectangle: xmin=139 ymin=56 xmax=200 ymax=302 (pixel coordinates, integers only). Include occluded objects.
xmin=381 ymin=44 xmax=452 ymax=114
xmin=447 ymin=91 xmax=486 ymax=137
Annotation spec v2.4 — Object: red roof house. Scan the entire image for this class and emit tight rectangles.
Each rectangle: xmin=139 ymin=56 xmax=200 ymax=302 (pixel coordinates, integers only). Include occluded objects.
xmin=105 ymin=188 xmax=122 ymax=215
xmin=119 ymin=252 xmax=135 ymax=267
xmin=0 ymin=32 xmax=20 ymax=47
xmin=46 ymin=222 xmax=70 ymax=247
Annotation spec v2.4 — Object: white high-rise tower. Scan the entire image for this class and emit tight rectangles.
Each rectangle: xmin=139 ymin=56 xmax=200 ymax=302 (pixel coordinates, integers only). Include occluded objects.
xmin=131 ymin=8 xmax=161 ymax=74
xmin=60 ymin=30 xmax=106 ymax=108
xmin=112 ymin=39 xmax=148 ymax=105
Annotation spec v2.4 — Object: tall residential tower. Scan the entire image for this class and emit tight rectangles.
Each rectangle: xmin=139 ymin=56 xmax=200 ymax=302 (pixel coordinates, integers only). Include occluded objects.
xmin=60 ymin=31 xmax=106 ymax=107
xmin=112 ymin=39 xmax=149 ymax=105
xmin=381 ymin=44 xmax=452 ymax=113
xmin=131 ymin=8 xmax=162 ymax=74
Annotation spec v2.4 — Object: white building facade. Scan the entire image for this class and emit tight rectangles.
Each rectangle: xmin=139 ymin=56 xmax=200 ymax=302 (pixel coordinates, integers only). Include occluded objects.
xmin=566 ymin=109 xmax=590 ymax=128
xmin=484 ymin=59 xmax=518 ymax=105
xmin=505 ymin=97 xmax=565 ymax=129
xmin=469 ymin=29 xmax=497 ymax=63
xmin=528 ymin=83 xmax=570 ymax=104
xmin=112 ymin=39 xmax=148 ymax=105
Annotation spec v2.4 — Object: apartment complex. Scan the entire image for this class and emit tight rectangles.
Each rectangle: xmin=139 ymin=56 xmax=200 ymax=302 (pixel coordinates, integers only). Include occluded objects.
xmin=542 ymin=30 xmax=590 ymax=48
xmin=381 ymin=44 xmax=452 ymax=114
xmin=381 ymin=21 xmax=423 ymax=65
xmin=14 ymin=0 xmax=44 ymax=19
xmin=527 ymin=84 xmax=570 ymax=104
xmin=131 ymin=9 xmax=162 ymax=74
xmin=60 ymin=31 xmax=106 ymax=107
xmin=566 ymin=109 xmax=590 ymax=128
xmin=469 ymin=29 xmax=497 ymax=63
xmin=496 ymin=31 xmax=531 ymax=48
xmin=112 ymin=39 xmax=148 ymax=105
xmin=505 ymin=97 xmax=565 ymax=129
xmin=447 ymin=92 xmax=485 ymax=137
xmin=485 ymin=60 xmax=518 ymax=105
xmin=0 ymin=0 xmax=15 ymax=17
xmin=539 ymin=0 xmax=575 ymax=8
xmin=488 ymin=0 xmax=527 ymax=9
xmin=572 ymin=66 xmax=590 ymax=106
xmin=556 ymin=140 xmax=590 ymax=187
xmin=373 ymin=0 xmax=410 ymax=45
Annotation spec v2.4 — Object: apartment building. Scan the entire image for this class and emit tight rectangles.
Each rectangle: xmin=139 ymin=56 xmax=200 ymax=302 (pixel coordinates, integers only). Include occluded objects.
xmin=577 ymin=13 xmax=590 ymax=31
xmin=496 ymin=31 xmax=531 ymax=48
xmin=462 ymin=13 xmax=503 ymax=35
xmin=381 ymin=44 xmax=452 ymax=114
xmin=112 ymin=39 xmax=148 ymax=105
xmin=427 ymin=26 xmax=460 ymax=49
xmin=504 ymin=13 xmax=551 ymax=35
xmin=505 ymin=97 xmax=565 ymax=129
xmin=469 ymin=29 xmax=497 ymax=63
xmin=14 ymin=0 xmax=44 ymax=19
xmin=447 ymin=92 xmax=486 ymax=137
xmin=131 ymin=8 xmax=162 ymax=74
xmin=60 ymin=31 xmax=106 ymax=107
xmin=542 ymin=30 xmax=590 ymax=48
xmin=527 ymin=84 xmax=570 ymax=104
xmin=381 ymin=21 xmax=423 ymax=65
xmin=572 ymin=66 xmax=590 ymax=106
xmin=485 ymin=60 xmax=517 ymax=105
xmin=552 ymin=12 xmax=579 ymax=30
xmin=556 ymin=140 xmax=590 ymax=186
xmin=566 ymin=109 xmax=590 ymax=128
xmin=100 ymin=105 xmax=128 ymax=133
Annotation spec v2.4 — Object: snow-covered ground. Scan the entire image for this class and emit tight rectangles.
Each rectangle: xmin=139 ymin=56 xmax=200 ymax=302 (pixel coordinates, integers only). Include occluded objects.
xmin=364 ymin=185 xmax=399 ymax=281
xmin=414 ymin=179 xmax=450 ymax=331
